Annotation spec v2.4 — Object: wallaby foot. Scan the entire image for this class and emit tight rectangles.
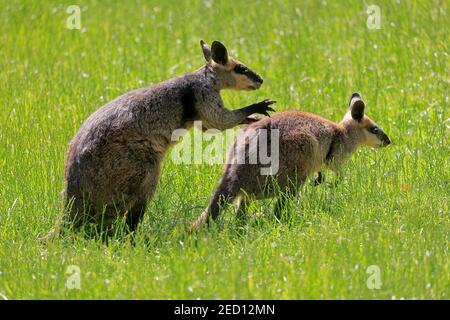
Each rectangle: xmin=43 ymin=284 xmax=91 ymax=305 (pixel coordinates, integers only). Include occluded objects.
xmin=236 ymin=196 xmax=250 ymax=221
xmin=126 ymin=202 xmax=148 ymax=233
xmin=273 ymin=187 xmax=298 ymax=221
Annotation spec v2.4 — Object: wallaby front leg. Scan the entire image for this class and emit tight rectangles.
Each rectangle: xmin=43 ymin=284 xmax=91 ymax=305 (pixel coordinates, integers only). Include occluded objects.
xmin=200 ymin=99 xmax=276 ymax=130
xmin=235 ymin=99 xmax=276 ymax=123
xmin=239 ymin=99 xmax=278 ymax=124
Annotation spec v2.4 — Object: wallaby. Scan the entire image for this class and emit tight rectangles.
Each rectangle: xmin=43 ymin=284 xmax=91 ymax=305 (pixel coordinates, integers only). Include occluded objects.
xmin=191 ymin=93 xmax=390 ymax=229
xmin=45 ymin=40 xmax=276 ymax=238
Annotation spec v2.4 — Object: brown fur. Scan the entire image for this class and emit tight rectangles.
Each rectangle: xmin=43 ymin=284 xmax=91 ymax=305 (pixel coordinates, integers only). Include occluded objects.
xmin=48 ymin=40 xmax=276 ymax=236
xmin=191 ymin=93 xmax=390 ymax=229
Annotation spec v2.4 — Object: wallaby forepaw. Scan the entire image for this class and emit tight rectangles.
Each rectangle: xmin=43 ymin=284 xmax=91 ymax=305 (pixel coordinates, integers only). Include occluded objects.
xmin=259 ymin=98 xmax=276 ymax=108
xmin=256 ymin=99 xmax=276 ymax=117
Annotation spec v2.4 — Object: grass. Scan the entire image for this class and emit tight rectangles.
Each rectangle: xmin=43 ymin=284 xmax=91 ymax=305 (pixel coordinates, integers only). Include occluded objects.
xmin=0 ymin=0 xmax=448 ymax=299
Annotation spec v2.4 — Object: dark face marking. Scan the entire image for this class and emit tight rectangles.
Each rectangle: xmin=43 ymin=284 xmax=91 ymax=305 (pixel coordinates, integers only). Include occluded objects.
xmin=367 ymin=126 xmax=391 ymax=146
xmin=382 ymin=133 xmax=391 ymax=146
xmin=378 ymin=130 xmax=391 ymax=146
xmin=234 ymin=64 xmax=263 ymax=84
xmin=181 ymin=87 xmax=197 ymax=122
xmin=368 ymin=126 xmax=379 ymax=135
xmin=233 ymin=64 xmax=246 ymax=74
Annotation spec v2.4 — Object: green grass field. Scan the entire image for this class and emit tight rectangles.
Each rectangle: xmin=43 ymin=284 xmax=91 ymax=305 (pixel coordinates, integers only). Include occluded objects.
xmin=0 ymin=0 xmax=448 ymax=299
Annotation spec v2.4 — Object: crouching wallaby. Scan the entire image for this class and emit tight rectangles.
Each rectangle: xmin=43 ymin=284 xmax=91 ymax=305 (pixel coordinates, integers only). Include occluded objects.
xmin=191 ymin=93 xmax=390 ymax=229
xmin=45 ymin=40 xmax=276 ymax=238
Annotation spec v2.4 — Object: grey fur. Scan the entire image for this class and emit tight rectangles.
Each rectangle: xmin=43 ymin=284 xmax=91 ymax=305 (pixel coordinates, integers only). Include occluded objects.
xmin=58 ymin=40 xmax=275 ymax=233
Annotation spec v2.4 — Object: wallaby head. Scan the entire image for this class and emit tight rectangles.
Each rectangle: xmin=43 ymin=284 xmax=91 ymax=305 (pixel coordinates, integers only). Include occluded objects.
xmin=200 ymin=40 xmax=263 ymax=91
xmin=341 ymin=93 xmax=391 ymax=148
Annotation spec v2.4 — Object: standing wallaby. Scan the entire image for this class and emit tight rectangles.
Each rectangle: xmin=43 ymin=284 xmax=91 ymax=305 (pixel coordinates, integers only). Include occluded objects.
xmin=192 ymin=93 xmax=390 ymax=229
xmin=56 ymin=40 xmax=276 ymax=234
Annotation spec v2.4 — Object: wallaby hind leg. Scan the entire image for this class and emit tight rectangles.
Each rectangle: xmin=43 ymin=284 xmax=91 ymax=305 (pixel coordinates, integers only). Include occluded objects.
xmin=236 ymin=195 xmax=250 ymax=220
xmin=273 ymin=185 xmax=300 ymax=221
xmin=126 ymin=164 xmax=161 ymax=233
xmin=236 ymin=194 xmax=261 ymax=224
xmin=126 ymin=201 xmax=147 ymax=233
xmin=234 ymin=195 xmax=255 ymax=229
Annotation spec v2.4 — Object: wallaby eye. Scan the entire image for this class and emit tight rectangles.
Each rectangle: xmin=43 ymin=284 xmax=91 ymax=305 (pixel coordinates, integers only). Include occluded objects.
xmin=234 ymin=64 xmax=247 ymax=74
xmin=370 ymin=127 xmax=379 ymax=134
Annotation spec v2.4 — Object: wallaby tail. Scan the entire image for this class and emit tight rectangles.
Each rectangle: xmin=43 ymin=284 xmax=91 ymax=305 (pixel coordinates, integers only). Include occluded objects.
xmin=38 ymin=190 xmax=68 ymax=244
xmin=189 ymin=174 xmax=238 ymax=232
xmin=38 ymin=227 xmax=60 ymax=244
xmin=189 ymin=208 xmax=209 ymax=232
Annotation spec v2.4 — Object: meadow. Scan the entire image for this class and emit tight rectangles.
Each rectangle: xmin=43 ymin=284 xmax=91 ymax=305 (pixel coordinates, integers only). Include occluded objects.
xmin=0 ymin=0 xmax=448 ymax=299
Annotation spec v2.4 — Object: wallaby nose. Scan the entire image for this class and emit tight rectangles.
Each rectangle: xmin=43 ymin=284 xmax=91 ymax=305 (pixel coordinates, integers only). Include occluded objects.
xmin=258 ymin=77 xmax=263 ymax=84
xmin=384 ymin=137 xmax=391 ymax=146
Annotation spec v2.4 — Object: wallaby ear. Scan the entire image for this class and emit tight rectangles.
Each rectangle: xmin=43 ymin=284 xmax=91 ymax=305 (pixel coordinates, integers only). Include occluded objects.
xmin=349 ymin=93 xmax=365 ymax=121
xmin=200 ymin=40 xmax=212 ymax=63
xmin=211 ymin=40 xmax=229 ymax=65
